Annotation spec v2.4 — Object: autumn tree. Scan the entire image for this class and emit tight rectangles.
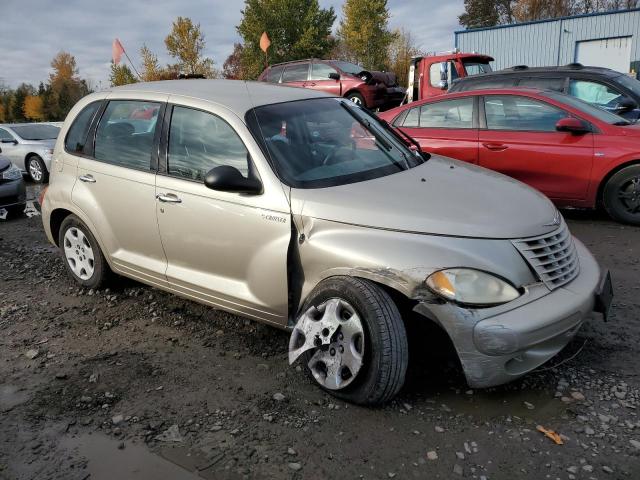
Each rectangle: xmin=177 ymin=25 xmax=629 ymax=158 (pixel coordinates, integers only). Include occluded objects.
xmin=23 ymin=95 xmax=45 ymax=120
xmin=110 ymin=62 xmax=138 ymax=86
xmin=165 ymin=17 xmax=217 ymax=77
xmin=11 ymin=84 xmax=35 ymax=122
xmin=140 ymin=45 xmax=163 ymax=82
xmin=387 ymin=29 xmax=421 ymax=88
xmin=46 ymin=51 xmax=90 ymax=120
xmin=237 ymin=0 xmax=336 ymax=79
xmin=223 ymin=43 xmax=246 ymax=80
xmin=337 ymin=0 xmax=396 ymax=71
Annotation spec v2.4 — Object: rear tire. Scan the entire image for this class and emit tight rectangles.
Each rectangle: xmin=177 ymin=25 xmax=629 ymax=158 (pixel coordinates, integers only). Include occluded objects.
xmin=603 ymin=165 xmax=640 ymax=225
xmin=26 ymin=155 xmax=48 ymax=184
xmin=296 ymin=277 xmax=408 ymax=405
xmin=345 ymin=92 xmax=366 ymax=108
xmin=58 ymin=215 xmax=110 ymax=289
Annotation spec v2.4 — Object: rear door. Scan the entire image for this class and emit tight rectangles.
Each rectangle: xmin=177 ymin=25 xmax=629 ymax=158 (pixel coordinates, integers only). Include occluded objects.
xmin=478 ymin=94 xmax=594 ymax=200
xmin=305 ymin=61 xmax=341 ymax=96
xmin=71 ymin=93 xmax=169 ymax=286
xmin=154 ymin=99 xmax=291 ymax=325
xmin=396 ymin=96 xmax=479 ymax=164
xmin=280 ymin=62 xmax=310 ymax=89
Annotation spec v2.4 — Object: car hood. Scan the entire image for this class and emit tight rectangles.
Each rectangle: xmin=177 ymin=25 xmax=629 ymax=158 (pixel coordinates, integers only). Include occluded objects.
xmin=290 ymin=156 xmax=559 ymax=239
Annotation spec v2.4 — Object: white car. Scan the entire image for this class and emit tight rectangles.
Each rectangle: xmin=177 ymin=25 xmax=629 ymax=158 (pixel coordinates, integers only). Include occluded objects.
xmin=0 ymin=123 xmax=61 ymax=183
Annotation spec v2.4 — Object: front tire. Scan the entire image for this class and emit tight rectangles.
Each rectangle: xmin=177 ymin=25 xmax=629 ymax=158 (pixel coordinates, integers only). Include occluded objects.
xmin=58 ymin=215 xmax=110 ymax=289
xmin=26 ymin=155 xmax=48 ymax=183
xmin=291 ymin=277 xmax=408 ymax=405
xmin=345 ymin=92 xmax=366 ymax=108
xmin=603 ymin=165 xmax=640 ymax=225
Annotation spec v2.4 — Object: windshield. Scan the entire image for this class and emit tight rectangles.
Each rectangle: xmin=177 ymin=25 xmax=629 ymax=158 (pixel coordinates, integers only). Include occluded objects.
xmin=11 ymin=124 xmax=60 ymax=140
xmin=246 ymin=97 xmax=423 ymax=189
xmin=329 ymin=61 xmax=365 ymax=76
xmin=544 ymin=91 xmax=630 ymax=125
xmin=615 ymin=74 xmax=640 ymax=97
xmin=462 ymin=60 xmax=492 ymax=76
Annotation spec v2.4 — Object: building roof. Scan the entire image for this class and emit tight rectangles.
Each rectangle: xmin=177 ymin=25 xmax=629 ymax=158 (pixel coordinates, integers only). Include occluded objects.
xmin=107 ymin=79 xmax=332 ymax=116
xmin=455 ymin=7 xmax=640 ymax=35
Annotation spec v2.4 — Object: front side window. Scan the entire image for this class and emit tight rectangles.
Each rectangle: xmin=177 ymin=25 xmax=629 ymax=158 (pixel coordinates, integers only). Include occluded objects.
xmin=282 ymin=63 xmax=309 ymax=82
xmin=10 ymin=124 xmax=59 ymax=140
xmin=484 ymin=95 xmax=567 ymax=132
xmin=310 ymin=62 xmax=338 ymax=80
xmin=65 ymin=101 xmax=101 ymax=153
xmin=247 ymin=98 xmax=423 ymax=189
xmin=94 ymin=100 xmax=161 ymax=170
xmin=168 ymin=106 xmax=248 ymax=181
xmin=419 ymin=98 xmax=473 ymax=128
xmin=569 ymin=79 xmax=627 ymax=110
xmin=266 ymin=65 xmax=284 ymax=83
xmin=0 ymin=128 xmax=14 ymax=141
xmin=429 ymin=63 xmax=442 ymax=88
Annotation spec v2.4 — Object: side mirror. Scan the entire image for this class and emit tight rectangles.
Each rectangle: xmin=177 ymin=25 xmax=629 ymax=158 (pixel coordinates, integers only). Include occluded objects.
xmin=328 ymin=72 xmax=340 ymax=80
xmin=615 ymin=98 xmax=637 ymax=112
xmin=556 ymin=117 xmax=590 ymax=134
xmin=204 ymin=165 xmax=262 ymax=194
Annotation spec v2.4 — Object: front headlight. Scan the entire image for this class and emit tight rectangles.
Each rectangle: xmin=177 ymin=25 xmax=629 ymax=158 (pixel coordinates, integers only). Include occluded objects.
xmin=425 ymin=268 xmax=520 ymax=306
xmin=1 ymin=164 xmax=23 ymax=181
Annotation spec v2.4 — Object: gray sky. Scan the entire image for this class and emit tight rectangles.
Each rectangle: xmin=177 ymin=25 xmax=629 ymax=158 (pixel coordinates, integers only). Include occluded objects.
xmin=1 ymin=0 xmax=464 ymax=89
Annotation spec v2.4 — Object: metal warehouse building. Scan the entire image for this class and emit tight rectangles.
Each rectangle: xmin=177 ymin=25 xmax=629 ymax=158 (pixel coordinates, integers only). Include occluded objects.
xmin=455 ymin=8 xmax=640 ymax=77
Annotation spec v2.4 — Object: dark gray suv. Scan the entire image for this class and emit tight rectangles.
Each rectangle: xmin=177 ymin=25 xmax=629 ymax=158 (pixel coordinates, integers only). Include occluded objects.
xmin=450 ymin=63 xmax=640 ymax=122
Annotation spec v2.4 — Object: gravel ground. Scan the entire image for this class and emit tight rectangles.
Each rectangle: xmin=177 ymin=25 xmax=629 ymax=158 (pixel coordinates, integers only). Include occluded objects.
xmin=1 ymin=192 xmax=639 ymax=479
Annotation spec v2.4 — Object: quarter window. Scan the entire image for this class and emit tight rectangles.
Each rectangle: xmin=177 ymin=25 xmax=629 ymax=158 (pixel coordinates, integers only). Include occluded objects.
xmin=484 ymin=95 xmax=567 ymax=132
xmin=402 ymin=107 xmax=420 ymax=127
xmin=282 ymin=63 xmax=309 ymax=82
xmin=94 ymin=100 xmax=161 ymax=170
xmin=168 ymin=106 xmax=249 ymax=181
xmin=310 ymin=63 xmax=338 ymax=80
xmin=569 ymin=79 xmax=626 ymax=109
xmin=65 ymin=101 xmax=101 ymax=153
xmin=0 ymin=128 xmax=13 ymax=141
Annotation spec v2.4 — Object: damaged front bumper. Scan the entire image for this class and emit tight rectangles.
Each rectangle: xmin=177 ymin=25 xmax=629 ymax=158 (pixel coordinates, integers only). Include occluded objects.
xmin=414 ymin=239 xmax=605 ymax=388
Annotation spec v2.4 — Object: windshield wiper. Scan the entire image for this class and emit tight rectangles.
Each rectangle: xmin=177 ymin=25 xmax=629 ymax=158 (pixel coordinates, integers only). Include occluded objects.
xmin=378 ymin=118 xmax=429 ymax=164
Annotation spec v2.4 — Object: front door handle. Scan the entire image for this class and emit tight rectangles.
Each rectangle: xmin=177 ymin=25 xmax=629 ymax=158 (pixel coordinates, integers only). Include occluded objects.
xmin=482 ymin=143 xmax=508 ymax=152
xmin=156 ymin=193 xmax=182 ymax=203
xmin=78 ymin=174 xmax=96 ymax=183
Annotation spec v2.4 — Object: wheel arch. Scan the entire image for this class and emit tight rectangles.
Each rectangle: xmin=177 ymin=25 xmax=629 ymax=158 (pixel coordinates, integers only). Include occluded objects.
xmin=596 ymin=159 xmax=640 ymax=207
xmin=49 ymin=207 xmax=74 ymax=247
xmin=342 ymin=89 xmax=366 ymax=107
xmin=24 ymin=152 xmax=43 ymax=170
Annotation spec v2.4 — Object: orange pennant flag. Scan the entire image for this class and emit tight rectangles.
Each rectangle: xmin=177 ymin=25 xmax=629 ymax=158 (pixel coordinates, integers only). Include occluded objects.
xmin=260 ymin=32 xmax=271 ymax=53
xmin=112 ymin=38 xmax=125 ymax=65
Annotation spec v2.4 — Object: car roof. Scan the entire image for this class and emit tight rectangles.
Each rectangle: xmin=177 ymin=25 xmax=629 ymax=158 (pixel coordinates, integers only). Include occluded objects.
xmin=458 ymin=64 xmax=622 ymax=80
xmin=421 ymin=87 xmax=547 ymax=102
xmin=106 ymin=79 xmax=333 ymax=116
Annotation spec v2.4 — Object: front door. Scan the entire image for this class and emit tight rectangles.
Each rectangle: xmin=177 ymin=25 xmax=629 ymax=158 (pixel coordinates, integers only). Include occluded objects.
xmin=479 ymin=94 xmax=594 ymax=200
xmin=280 ymin=62 xmax=310 ymax=89
xmin=155 ymin=102 xmax=291 ymax=325
xmin=71 ymin=95 xmax=169 ymax=287
xmin=305 ymin=62 xmax=341 ymax=96
xmin=0 ymin=128 xmax=21 ymax=168
xmin=397 ymin=97 xmax=479 ymax=164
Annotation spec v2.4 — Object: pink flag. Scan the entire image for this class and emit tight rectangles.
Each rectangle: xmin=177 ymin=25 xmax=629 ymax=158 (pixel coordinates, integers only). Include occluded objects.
xmin=112 ymin=38 xmax=125 ymax=64
xmin=259 ymin=32 xmax=271 ymax=53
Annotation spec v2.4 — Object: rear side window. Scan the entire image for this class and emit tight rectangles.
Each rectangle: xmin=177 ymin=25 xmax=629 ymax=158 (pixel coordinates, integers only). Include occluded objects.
xmin=517 ymin=77 xmax=565 ymax=92
xmin=266 ymin=65 xmax=284 ymax=83
xmin=167 ymin=106 xmax=249 ymax=181
xmin=94 ymin=100 xmax=161 ymax=170
xmin=484 ymin=95 xmax=567 ymax=132
xmin=282 ymin=63 xmax=309 ymax=82
xmin=65 ymin=101 xmax=101 ymax=153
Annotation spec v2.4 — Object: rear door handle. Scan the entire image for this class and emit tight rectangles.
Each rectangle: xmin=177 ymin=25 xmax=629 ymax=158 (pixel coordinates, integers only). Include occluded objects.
xmin=78 ymin=174 xmax=96 ymax=183
xmin=482 ymin=143 xmax=508 ymax=152
xmin=156 ymin=193 xmax=182 ymax=203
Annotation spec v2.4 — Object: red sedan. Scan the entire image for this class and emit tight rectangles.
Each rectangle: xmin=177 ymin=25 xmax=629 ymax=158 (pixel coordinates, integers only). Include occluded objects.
xmin=378 ymin=88 xmax=640 ymax=224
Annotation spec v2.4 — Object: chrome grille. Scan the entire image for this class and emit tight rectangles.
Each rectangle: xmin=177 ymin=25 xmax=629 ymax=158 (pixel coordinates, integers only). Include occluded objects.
xmin=512 ymin=220 xmax=580 ymax=290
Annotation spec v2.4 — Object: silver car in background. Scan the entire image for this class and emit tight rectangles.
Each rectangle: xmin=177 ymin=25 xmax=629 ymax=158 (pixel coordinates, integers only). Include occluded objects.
xmin=40 ymin=80 xmax=611 ymax=405
xmin=0 ymin=123 xmax=61 ymax=183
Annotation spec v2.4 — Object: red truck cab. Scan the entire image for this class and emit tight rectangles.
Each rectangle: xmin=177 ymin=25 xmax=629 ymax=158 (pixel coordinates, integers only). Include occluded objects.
xmin=406 ymin=51 xmax=493 ymax=103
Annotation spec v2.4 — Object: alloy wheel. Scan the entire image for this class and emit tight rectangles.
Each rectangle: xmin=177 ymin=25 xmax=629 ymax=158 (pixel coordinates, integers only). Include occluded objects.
xmin=617 ymin=175 xmax=640 ymax=215
xmin=28 ymin=158 xmax=43 ymax=182
xmin=63 ymin=227 xmax=95 ymax=280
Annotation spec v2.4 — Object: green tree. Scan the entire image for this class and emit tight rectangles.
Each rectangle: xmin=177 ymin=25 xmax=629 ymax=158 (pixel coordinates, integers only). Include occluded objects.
xmin=387 ymin=28 xmax=421 ymax=88
xmin=109 ymin=62 xmax=138 ymax=86
xmin=140 ymin=45 xmax=162 ymax=82
xmin=165 ymin=17 xmax=217 ymax=77
xmin=459 ymin=0 xmax=501 ymax=28
xmin=46 ymin=51 xmax=91 ymax=120
xmin=237 ymin=0 xmax=336 ymax=79
xmin=337 ymin=0 xmax=396 ymax=71
xmin=223 ymin=43 xmax=247 ymax=80
xmin=11 ymin=83 xmax=36 ymax=122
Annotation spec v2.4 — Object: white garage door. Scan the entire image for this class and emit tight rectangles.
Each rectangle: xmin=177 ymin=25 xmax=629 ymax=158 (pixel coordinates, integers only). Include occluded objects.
xmin=575 ymin=36 xmax=632 ymax=73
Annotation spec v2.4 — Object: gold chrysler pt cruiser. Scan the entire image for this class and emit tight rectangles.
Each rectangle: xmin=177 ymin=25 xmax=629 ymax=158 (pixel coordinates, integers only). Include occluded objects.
xmin=41 ymin=80 xmax=611 ymax=405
